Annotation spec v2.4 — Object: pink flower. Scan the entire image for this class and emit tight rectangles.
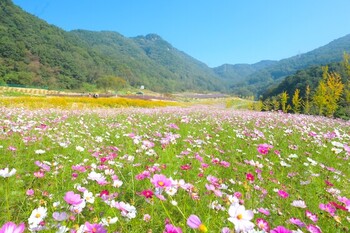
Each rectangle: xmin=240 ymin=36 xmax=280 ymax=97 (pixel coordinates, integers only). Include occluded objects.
xmin=319 ymin=203 xmax=336 ymax=216
xmin=256 ymin=218 xmax=269 ymax=231
xmin=257 ymin=144 xmax=273 ymax=155
xmin=84 ymin=222 xmax=107 ymax=233
xmin=305 ymin=210 xmax=318 ymax=222
xmin=187 ymin=215 xmax=208 ymax=232
xmin=306 ymin=224 xmax=322 ymax=233
xmin=289 ymin=218 xmax=305 ymax=227
xmin=270 ymin=226 xmax=292 ymax=233
xmin=151 ymin=174 xmax=172 ymax=188
xmin=64 ymin=191 xmax=83 ymax=205
xmin=277 ymin=190 xmax=289 ymax=198
xmin=257 ymin=208 xmax=270 ymax=215
xmin=26 ymin=189 xmax=34 ymax=196
xmin=164 ymin=224 xmax=182 ymax=233
xmin=0 ymin=222 xmax=25 ymax=233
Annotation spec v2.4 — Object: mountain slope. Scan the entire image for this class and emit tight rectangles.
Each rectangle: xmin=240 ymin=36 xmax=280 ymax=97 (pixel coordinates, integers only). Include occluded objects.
xmin=228 ymin=34 xmax=350 ymax=96
xmin=213 ymin=60 xmax=277 ymax=84
xmin=0 ymin=0 xmax=224 ymax=92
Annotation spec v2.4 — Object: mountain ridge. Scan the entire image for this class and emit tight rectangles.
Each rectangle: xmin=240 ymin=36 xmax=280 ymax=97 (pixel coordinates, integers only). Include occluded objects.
xmin=1 ymin=0 xmax=350 ymax=95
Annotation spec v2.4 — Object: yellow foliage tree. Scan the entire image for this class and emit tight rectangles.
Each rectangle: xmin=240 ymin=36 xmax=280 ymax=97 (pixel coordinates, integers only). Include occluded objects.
xmin=292 ymin=88 xmax=303 ymax=113
xmin=280 ymin=91 xmax=289 ymax=113
xmin=313 ymin=66 xmax=344 ymax=116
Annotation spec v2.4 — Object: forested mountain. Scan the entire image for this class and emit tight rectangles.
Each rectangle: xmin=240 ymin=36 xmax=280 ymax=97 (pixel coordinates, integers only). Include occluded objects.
xmin=219 ymin=34 xmax=350 ymax=97
xmin=0 ymin=0 xmax=224 ymax=92
xmin=1 ymin=0 xmax=350 ymax=95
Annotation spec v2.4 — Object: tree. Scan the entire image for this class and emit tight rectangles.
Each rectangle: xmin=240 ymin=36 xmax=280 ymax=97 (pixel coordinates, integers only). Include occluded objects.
xmin=304 ymin=85 xmax=311 ymax=114
xmin=313 ymin=66 xmax=344 ymax=117
xmin=324 ymin=72 xmax=344 ymax=116
xmin=292 ymin=89 xmax=303 ymax=113
xmin=96 ymin=76 xmax=127 ymax=92
xmin=280 ymin=91 xmax=289 ymax=113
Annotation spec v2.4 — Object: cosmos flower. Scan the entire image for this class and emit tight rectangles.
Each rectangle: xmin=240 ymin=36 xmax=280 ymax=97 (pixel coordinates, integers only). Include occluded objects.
xmin=28 ymin=207 xmax=47 ymax=228
xmin=0 ymin=167 xmax=16 ymax=178
xmin=256 ymin=218 xmax=269 ymax=231
xmin=257 ymin=144 xmax=273 ymax=155
xmin=0 ymin=222 xmax=25 ymax=233
xmin=277 ymin=190 xmax=289 ymax=198
xmin=163 ymin=224 xmax=182 ymax=233
xmin=187 ymin=215 xmax=208 ymax=232
xmin=228 ymin=202 xmax=254 ymax=233
xmin=84 ymin=222 xmax=107 ymax=233
xmin=64 ymin=191 xmax=83 ymax=205
xmin=270 ymin=226 xmax=292 ymax=233
xmin=151 ymin=174 xmax=172 ymax=188
xmin=291 ymin=200 xmax=307 ymax=208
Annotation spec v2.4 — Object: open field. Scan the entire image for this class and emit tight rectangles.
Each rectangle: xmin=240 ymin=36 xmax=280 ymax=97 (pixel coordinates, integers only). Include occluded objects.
xmin=0 ymin=103 xmax=350 ymax=232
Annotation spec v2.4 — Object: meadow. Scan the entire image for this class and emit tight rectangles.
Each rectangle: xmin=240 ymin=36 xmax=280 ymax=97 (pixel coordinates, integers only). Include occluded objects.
xmin=0 ymin=99 xmax=350 ymax=232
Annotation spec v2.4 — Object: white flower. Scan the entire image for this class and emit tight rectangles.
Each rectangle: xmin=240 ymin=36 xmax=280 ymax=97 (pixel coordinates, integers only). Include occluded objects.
xmin=28 ymin=207 xmax=47 ymax=227
xmin=291 ymin=200 xmax=307 ymax=208
xmin=0 ymin=167 xmax=16 ymax=178
xmin=228 ymin=202 xmax=255 ymax=233
xmin=171 ymin=200 xmax=178 ymax=206
xmin=35 ymin=149 xmax=46 ymax=154
xmin=280 ymin=161 xmax=291 ymax=167
xmin=76 ymin=146 xmax=84 ymax=152
xmin=83 ymin=190 xmax=95 ymax=204
xmin=56 ymin=225 xmax=69 ymax=233
xmin=100 ymin=216 xmax=118 ymax=226
xmin=112 ymin=180 xmax=123 ymax=188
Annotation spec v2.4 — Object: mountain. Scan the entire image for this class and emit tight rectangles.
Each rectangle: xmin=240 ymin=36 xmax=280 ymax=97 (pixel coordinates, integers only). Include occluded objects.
xmin=220 ymin=34 xmax=350 ymax=96
xmin=213 ymin=60 xmax=277 ymax=84
xmin=0 ymin=0 xmax=224 ymax=92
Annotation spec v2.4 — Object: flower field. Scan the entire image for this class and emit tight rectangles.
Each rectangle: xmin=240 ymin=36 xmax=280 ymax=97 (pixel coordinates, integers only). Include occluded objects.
xmin=1 ymin=105 xmax=350 ymax=232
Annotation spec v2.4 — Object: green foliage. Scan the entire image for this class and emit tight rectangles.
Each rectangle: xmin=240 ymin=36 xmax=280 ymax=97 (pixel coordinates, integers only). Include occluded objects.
xmin=0 ymin=1 xmax=226 ymax=93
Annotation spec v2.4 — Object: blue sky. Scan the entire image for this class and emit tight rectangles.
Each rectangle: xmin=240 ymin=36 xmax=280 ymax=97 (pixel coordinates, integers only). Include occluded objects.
xmin=13 ymin=0 xmax=350 ymax=67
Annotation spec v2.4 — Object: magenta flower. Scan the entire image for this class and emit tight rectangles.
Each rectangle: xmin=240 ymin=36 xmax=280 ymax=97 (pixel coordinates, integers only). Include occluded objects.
xmin=270 ymin=226 xmax=292 ymax=233
xmin=306 ymin=224 xmax=322 ymax=233
xmin=64 ymin=191 xmax=83 ymax=205
xmin=163 ymin=224 xmax=182 ymax=233
xmin=187 ymin=215 xmax=208 ymax=232
xmin=246 ymin=173 xmax=255 ymax=182
xmin=257 ymin=144 xmax=273 ymax=155
xmin=84 ymin=222 xmax=107 ymax=233
xmin=141 ymin=189 xmax=154 ymax=199
xmin=0 ymin=222 xmax=25 ymax=233
xmin=277 ymin=190 xmax=289 ymax=198
xmin=151 ymin=174 xmax=172 ymax=188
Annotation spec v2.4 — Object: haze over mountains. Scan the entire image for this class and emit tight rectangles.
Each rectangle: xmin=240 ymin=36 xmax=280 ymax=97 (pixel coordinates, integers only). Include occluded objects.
xmin=1 ymin=0 xmax=350 ymax=95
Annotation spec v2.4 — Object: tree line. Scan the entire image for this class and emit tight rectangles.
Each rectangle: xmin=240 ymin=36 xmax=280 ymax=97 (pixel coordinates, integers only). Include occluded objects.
xmin=260 ymin=53 xmax=350 ymax=119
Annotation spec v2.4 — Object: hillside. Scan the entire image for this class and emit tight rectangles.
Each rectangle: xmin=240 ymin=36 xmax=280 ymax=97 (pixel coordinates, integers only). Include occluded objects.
xmin=218 ymin=34 xmax=350 ymax=97
xmin=0 ymin=0 xmax=224 ymax=92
